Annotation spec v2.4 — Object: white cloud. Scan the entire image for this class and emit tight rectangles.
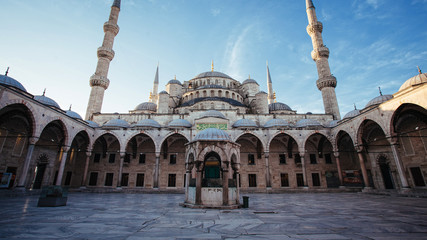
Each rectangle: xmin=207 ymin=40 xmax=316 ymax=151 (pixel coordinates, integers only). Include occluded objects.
xmin=223 ymin=25 xmax=253 ymax=80
xmin=211 ymin=8 xmax=221 ymax=17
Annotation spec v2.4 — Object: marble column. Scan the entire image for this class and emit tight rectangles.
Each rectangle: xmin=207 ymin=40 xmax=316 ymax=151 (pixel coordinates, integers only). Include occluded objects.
xmin=81 ymin=151 xmax=92 ymax=187
xmin=117 ymin=153 xmax=125 ymax=188
xmin=235 ymin=171 xmax=240 ymax=205
xmin=55 ymin=146 xmax=70 ymax=186
xmin=264 ymin=152 xmax=271 ymax=188
xmin=300 ymin=153 xmax=308 ymax=187
xmin=153 ymin=152 xmax=160 ymax=188
xmin=333 ymin=151 xmax=344 ymax=186
xmin=17 ymin=137 xmax=38 ymax=188
xmin=356 ymin=147 xmax=370 ymax=188
xmin=195 ymin=163 xmax=203 ymax=205
xmin=222 ymin=169 xmax=229 ymax=206
xmin=390 ymin=139 xmax=409 ymax=188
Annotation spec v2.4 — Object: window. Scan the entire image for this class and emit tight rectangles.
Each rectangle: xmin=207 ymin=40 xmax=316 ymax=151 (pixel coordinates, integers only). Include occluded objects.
xmin=401 ymin=134 xmax=414 ymax=155
xmin=89 ymin=172 xmax=98 ymax=186
xmin=420 ymin=128 xmax=427 ymax=153
xmin=279 ymin=154 xmax=286 ymax=164
xmin=109 ymin=154 xmax=116 ymax=163
xmin=0 ymin=129 xmax=7 ymax=153
xmin=105 ymin=173 xmax=114 ymax=186
xmin=124 ymin=153 xmax=131 ymax=163
xmin=64 ymin=171 xmax=72 ymax=186
xmin=248 ymin=154 xmax=255 ymax=165
xmin=170 ymin=154 xmax=177 ymax=164
xmin=168 ymin=174 xmax=176 ymax=187
xmin=312 ymin=173 xmax=321 ymax=186
xmin=310 ymin=154 xmax=317 ymax=164
xmin=296 ymin=173 xmax=304 ymax=187
xmin=139 ymin=154 xmax=146 ymax=164
xmin=121 ymin=173 xmax=129 ymax=186
xmin=325 ymin=153 xmax=332 ymax=164
xmin=281 ymin=173 xmax=289 ymax=187
xmin=410 ymin=167 xmax=426 ymax=187
xmin=94 ymin=153 xmax=101 ymax=163
xmin=12 ymin=134 xmax=26 ymax=156
xmin=248 ymin=174 xmax=257 ymax=187
xmin=136 ymin=173 xmax=145 ymax=187
xmin=294 ymin=154 xmax=301 ymax=164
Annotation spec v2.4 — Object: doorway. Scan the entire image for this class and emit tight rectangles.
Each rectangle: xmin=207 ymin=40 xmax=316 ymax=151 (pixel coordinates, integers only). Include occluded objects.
xmin=378 ymin=156 xmax=394 ymax=189
xmin=33 ymin=164 xmax=46 ymax=189
xmin=204 ymin=152 xmax=220 ymax=179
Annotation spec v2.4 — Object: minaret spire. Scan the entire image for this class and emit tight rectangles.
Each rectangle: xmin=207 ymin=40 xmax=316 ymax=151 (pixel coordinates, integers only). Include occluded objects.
xmin=266 ymin=61 xmax=275 ymax=104
xmin=306 ymin=0 xmax=341 ymax=120
xmin=85 ymin=1 xmax=121 ymax=120
xmin=150 ymin=64 xmax=160 ymax=103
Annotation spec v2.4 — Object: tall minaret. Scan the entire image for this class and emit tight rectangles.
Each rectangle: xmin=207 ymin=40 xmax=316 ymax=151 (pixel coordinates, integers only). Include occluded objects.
xmin=149 ymin=64 xmax=159 ymax=103
xmin=306 ymin=0 xmax=340 ymax=120
xmin=85 ymin=0 xmax=121 ymax=120
xmin=266 ymin=61 xmax=275 ymax=104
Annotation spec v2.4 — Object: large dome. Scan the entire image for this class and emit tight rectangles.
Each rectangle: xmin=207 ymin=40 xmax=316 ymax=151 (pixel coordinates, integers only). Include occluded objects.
xmin=399 ymin=71 xmax=427 ymax=91
xmin=134 ymin=102 xmax=157 ymax=111
xmin=168 ymin=119 xmax=192 ymax=128
xmin=194 ymin=128 xmax=231 ymax=141
xmin=103 ymin=118 xmax=130 ymax=128
xmin=194 ymin=71 xmax=233 ymax=79
xmin=34 ymin=95 xmax=61 ymax=109
xmin=133 ymin=119 xmax=161 ymax=128
xmin=365 ymin=94 xmax=393 ymax=108
xmin=269 ymin=102 xmax=292 ymax=112
xmin=199 ymin=110 xmax=226 ymax=119
xmin=233 ymin=119 xmax=258 ymax=128
xmin=0 ymin=74 xmax=27 ymax=92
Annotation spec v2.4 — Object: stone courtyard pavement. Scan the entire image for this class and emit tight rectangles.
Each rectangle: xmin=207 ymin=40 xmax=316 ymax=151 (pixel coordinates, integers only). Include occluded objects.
xmin=0 ymin=192 xmax=427 ymax=240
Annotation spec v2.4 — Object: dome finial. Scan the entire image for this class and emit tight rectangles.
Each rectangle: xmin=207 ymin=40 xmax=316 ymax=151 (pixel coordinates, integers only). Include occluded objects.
xmin=42 ymin=88 xmax=46 ymax=96
xmin=354 ymin=103 xmax=357 ymax=110
xmin=69 ymin=104 xmax=72 ymax=111
xmin=248 ymin=74 xmax=251 ymax=79
xmin=211 ymin=60 xmax=214 ymax=72
xmin=378 ymin=86 xmax=382 ymax=96
xmin=418 ymin=66 xmax=422 ymax=74
xmin=174 ymin=75 xmax=176 ymax=80
xmin=5 ymin=67 xmax=9 ymax=76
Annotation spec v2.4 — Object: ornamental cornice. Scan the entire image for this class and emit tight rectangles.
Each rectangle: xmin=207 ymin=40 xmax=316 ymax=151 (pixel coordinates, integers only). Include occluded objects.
xmin=311 ymin=46 xmax=330 ymax=61
xmin=103 ymin=21 xmax=119 ymax=36
xmin=89 ymin=74 xmax=110 ymax=89
xmin=97 ymin=47 xmax=115 ymax=61
xmin=306 ymin=21 xmax=323 ymax=35
xmin=316 ymin=75 xmax=337 ymax=90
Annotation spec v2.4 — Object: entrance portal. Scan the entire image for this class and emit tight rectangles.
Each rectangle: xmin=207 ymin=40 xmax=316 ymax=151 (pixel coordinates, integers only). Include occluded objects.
xmin=204 ymin=152 xmax=220 ymax=179
xmin=379 ymin=157 xmax=394 ymax=189
xmin=33 ymin=164 xmax=46 ymax=189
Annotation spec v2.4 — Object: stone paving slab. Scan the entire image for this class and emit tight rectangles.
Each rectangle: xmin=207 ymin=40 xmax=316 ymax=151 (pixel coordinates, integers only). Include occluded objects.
xmin=0 ymin=192 xmax=426 ymax=239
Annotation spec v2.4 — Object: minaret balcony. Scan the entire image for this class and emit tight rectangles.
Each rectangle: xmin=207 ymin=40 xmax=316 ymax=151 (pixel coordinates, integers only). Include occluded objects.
xmin=90 ymin=75 xmax=110 ymax=89
xmin=97 ymin=47 xmax=115 ymax=61
xmin=306 ymin=22 xmax=323 ymax=35
xmin=311 ymin=46 xmax=329 ymax=61
xmin=316 ymin=75 xmax=337 ymax=90
xmin=103 ymin=22 xmax=120 ymax=36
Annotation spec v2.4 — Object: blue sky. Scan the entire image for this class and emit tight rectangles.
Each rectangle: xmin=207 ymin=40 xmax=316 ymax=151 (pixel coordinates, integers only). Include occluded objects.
xmin=1 ymin=0 xmax=426 ymax=119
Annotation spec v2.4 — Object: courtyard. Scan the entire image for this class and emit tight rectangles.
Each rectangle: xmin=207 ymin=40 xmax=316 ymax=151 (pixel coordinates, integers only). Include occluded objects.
xmin=0 ymin=192 xmax=426 ymax=239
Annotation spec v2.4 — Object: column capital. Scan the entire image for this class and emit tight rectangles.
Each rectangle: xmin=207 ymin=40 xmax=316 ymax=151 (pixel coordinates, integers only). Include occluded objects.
xmin=264 ymin=152 xmax=270 ymax=158
xmin=28 ymin=137 xmax=39 ymax=145
xmin=333 ymin=151 xmax=340 ymax=158
xmin=61 ymin=146 xmax=70 ymax=152
xmin=86 ymin=151 xmax=92 ymax=157
xmin=119 ymin=152 xmax=126 ymax=158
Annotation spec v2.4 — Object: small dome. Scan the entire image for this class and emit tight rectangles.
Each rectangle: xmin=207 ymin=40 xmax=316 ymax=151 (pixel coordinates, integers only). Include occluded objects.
xmin=399 ymin=72 xmax=427 ymax=91
xmin=134 ymin=119 xmax=161 ymax=128
xmin=167 ymin=79 xmax=182 ymax=85
xmin=269 ymin=102 xmax=292 ymax=112
xmin=365 ymin=94 xmax=393 ymax=108
xmin=168 ymin=119 xmax=192 ymax=128
xmin=0 ymin=74 xmax=27 ymax=92
xmin=233 ymin=119 xmax=258 ymax=128
xmin=159 ymin=90 xmax=168 ymax=94
xmin=194 ymin=71 xmax=233 ymax=79
xmin=199 ymin=110 xmax=226 ymax=119
xmin=264 ymin=119 xmax=291 ymax=128
xmin=86 ymin=120 xmax=100 ymax=128
xmin=295 ymin=119 xmax=322 ymax=128
xmin=134 ymin=102 xmax=157 ymax=111
xmin=65 ymin=110 xmax=82 ymax=120
xmin=242 ymin=79 xmax=259 ymax=85
xmin=256 ymin=91 xmax=267 ymax=95
xmin=34 ymin=95 xmax=61 ymax=109
xmin=194 ymin=128 xmax=231 ymax=141
xmin=327 ymin=120 xmax=339 ymax=128
xmin=103 ymin=118 xmax=130 ymax=128
xmin=197 ymin=84 xmax=225 ymax=89
xmin=343 ymin=109 xmax=360 ymax=119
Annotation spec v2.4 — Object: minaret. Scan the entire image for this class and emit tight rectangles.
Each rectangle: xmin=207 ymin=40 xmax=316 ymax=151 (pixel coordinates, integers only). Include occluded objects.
xmin=150 ymin=64 xmax=159 ymax=103
xmin=266 ymin=61 xmax=275 ymax=104
xmin=85 ymin=0 xmax=121 ymax=120
xmin=306 ymin=0 xmax=341 ymax=120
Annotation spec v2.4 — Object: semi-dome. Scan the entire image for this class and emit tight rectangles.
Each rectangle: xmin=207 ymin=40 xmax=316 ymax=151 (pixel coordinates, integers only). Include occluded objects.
xmin=197 ymin=84 xmax=226 ymax=89
xmin=34 ymin=95 xmax=61 ymax=109
xmin=103 ymin=118 xmax=130 ymax=128
xmin=168 ymin=119 xmax=192 ymax=128
xmin=343 ymin=109 xmax=360 ymax=119
xmin=269 ymin=102 xmax=292 ymax=111
xmin=199 ymin=110 xmax=226 ymax=119
xmin=65 ymin=110 xmax=82 ymax=120
xmin=0 ymin=74 xmax=27 ymax=92
xmin=264 ymin=119 xmax=292 ymax=128
xmin=134 ymin=102 xmax=157 ymax=111
xmin=295 ymin=119 xmax=322 ymax=128
xmin=242 ymin=79 xmax=259 ymax=85
xmin=232 ymin=119 xmax=258 ymax=128
xmin=86 ymin=120 xmax=100 ymax=128
xmin=194 ymin=128 xmax=231 ymax=141
xmin=399 ymin=71 xmax=427 ymax=91
xmin=167 ymin=79 xmax=182 ymax=85
xmin=134 ymin=119 xmax=161 ymax=128
xmin=194 ymin=71 xmax=233 ymax=79
xmin=365 ymin=94 xmax=393 ymax=108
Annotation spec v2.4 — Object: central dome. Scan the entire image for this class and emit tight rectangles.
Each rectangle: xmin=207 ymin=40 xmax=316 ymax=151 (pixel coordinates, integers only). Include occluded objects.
xmin=194 ymin=71 xmax=233 ymax=79
xmin=194 ymin=128 xmax=231 ymax=141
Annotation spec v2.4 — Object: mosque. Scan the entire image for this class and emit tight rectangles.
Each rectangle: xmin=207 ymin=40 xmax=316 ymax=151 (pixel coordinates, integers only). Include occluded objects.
xmin=0 ymin=0 xmax=426 ymax=206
